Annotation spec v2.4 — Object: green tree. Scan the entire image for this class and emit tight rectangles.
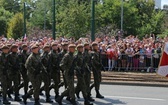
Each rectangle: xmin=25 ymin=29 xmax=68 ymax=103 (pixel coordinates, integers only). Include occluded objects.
xmin=7 ymin=13 xmax=24 ymax=39
xmin=0 ymin=7 xmax=13 ymax=36
xmin=56 ymin=0 xmax=90 ymax=39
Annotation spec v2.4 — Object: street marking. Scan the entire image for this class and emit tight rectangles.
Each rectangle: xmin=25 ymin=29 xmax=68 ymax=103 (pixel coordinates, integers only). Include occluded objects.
xmin=105 ymin=95 xmax=166 ymax=101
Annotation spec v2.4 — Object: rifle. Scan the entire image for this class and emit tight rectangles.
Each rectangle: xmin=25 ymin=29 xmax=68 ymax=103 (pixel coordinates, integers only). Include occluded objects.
xmin=69 ymin=55 xmax=78 ymax=77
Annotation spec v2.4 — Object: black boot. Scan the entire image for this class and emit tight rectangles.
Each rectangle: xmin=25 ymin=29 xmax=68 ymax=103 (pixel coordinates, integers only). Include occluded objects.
xmin=55 ymin=92 xmax=59 ymax=100
xmin=18 ymin=82 xmax=24 ymax=91
xmin=75 ymin=90 xmax=80 ymax=99
xmin=56 ymin=96 xmax=63 ymax=105
xmin=88 ymin=94 xmax=95 ymax=102
xmin=96 ymin=90 xmax=104 ymax=98
xmin=34 ymin=98 xmax=41 ymax=105
xmin=70 ymin=99 xmax=78 ymax=105
xmin=7 ymin=90 xmax=12 ymax=99
xmin=14 ymin=94 xmax=22 ymax=102
xmin=3 ymin=97 xmax=11 ymax=105
xmin=46 ymin=95 xmax=53 ymax=103
xmin=66 ymin=96 xmax=71 ymax=102
xmin=39 ymin=87 xmax=44 ymax=96
xmin=22 ymin=94 xmax=28 ymax=104
xmin=84 ymin=97 xmax=93 ymax=105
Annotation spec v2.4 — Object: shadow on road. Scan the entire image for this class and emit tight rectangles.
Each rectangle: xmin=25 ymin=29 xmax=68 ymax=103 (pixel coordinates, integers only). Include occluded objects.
xmin=93 ymin=97 xmax=127 ymax=105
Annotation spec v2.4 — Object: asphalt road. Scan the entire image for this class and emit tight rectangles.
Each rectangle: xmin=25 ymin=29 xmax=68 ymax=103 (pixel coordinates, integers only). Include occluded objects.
xmin=0 ymin=84 xmax=168 ymax=105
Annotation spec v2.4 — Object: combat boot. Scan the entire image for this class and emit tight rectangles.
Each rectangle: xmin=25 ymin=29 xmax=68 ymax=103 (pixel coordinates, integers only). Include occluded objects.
xmin=3 ymin=97 xmax=11 ymax=105
xmin=14 ymin=94 xmax=22 ymax=102
xmin=46 ymin=95 xmax=53 ymax=103
xmin=55 ymin=92 xmax=60 ymax=100
xmin=7 ymin=90 xmax=12 ymax=99
xmin=96 ymin=90 xmax=104 ymax=99
xmin=34 ymin=98 xmax=41 ymax=105
xmin=56 ymin=96 xmax=63 ymax=105
xmin=84 ymin=97 xmax=93 ymax=105
xmin=22 ymin=94 xmax=28 ymax=104
xmin=75 ymin=90 xmax=80 ymax=99
xmin=87 ymin=94 xmax=95 ymax=102
xmin=70 ymin=99 xmax=78 ymax=105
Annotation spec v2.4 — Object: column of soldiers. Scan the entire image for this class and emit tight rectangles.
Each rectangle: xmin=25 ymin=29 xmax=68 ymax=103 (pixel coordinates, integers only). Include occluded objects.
xmin=0 ymin=41 xmax=104 ymax=105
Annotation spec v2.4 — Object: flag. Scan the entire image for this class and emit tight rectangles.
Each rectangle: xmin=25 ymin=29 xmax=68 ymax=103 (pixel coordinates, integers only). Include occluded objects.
xmin=157 ymin=42 xmax=168 ymax=77
xmin=24 ymin=34 xmax=27 ymax=41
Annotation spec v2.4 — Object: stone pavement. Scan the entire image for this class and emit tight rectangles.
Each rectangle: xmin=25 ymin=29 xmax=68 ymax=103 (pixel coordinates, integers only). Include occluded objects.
xmin=95 ymin=71 xmax=168 ymax=87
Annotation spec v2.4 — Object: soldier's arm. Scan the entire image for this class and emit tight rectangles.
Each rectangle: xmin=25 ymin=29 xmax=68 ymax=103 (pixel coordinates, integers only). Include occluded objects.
xmin=92 ymin=53 xmax=101 ymax=66
xmin=60 ymin=54 xmax=68 ymax=71
xmin=25 ymin=56 xmax=36 ymax=73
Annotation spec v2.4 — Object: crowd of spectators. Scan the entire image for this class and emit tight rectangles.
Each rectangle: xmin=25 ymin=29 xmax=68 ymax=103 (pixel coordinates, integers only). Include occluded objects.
xmin=0 ymin=34 xmax=168 ymax=72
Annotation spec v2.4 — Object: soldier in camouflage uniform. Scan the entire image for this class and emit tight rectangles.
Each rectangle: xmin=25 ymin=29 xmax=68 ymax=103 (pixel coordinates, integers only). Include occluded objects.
xmin=40 ymin=44 xmax=53 ymax=103
xmin=90 ymin=42 xmax=104 ymax=98
xmin=0 ymin=45 xmax=11 ymax=104
xmin=74 ymin=44 xmax=93 ymax=105
xmin=83 ymin=43 xmax=95 ymax=101
xmin=58 ymin=43 xmax=68 ymax=88
xmin=49 ymin=42 xmax=60 ymax=100
xmin=25 ymin=45 xmax=45 ymax=105
xmin=7 ymin=44 xmax=22 ymax=101
xmin=56 ymin=44 xmax=77 ymax=105
xmin=18 ymin=44 xmax=30 ymax=97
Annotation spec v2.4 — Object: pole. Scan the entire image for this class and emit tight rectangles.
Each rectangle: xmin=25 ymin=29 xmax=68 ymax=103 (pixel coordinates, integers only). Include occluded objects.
xmin=44 ymin=2 xmax=46 ymax=33
xmin=23 ymin=2 xmax=26 ymax=37
xmin=91 ymin=0 xmax=95 ymax=42
xmin=121 ymin=0 xmax=123 ymax=33
xmin=52 ymin=0 xmax=56 ymax=40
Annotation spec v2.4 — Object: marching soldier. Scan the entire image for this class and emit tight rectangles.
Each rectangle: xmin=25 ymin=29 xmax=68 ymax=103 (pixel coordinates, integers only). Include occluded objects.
xmin=90 ymin=42 xmax=104 ymax=98
xmin=49 ymin=42 xmax=60 ymax=100
xmin=0 ymin=45 xmax=11 ymax=104
xmin=25 ymin=45 xmax=44 ymax=105
xmin=83 ymin=43 xmax=95 ymax=101
xmin=58 ymin=42 xmax=68 ymax=89
xmin=19 ymin=44 xmax=30 ymax=97
xmin=74 ymin=44 xmax=93 ymax=105
xmin=7 ymin=44 xmax=22 ymax=101
xmin=56 ymin=44 xmax=77 ymax=105
xmin=40 ymin=44 xmax=53 ymax=103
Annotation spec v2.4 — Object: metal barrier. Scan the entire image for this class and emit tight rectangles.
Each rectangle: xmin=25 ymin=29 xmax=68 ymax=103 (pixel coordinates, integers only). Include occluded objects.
xmin=101 ymin=53 xmax=162 ymax=72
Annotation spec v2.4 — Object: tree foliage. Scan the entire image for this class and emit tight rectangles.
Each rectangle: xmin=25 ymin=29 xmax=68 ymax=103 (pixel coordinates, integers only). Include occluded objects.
xmin=0 ymin=7 xmax=13 ymax=36
xmin=7 ymin=13 xmax=24 ymax=39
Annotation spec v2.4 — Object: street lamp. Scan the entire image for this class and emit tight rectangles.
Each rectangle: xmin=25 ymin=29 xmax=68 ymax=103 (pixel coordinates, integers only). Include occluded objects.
xmin=23 ymin=2 xmax=26 ymax=37
xmin=52 ymin=0 xmax=56 ymax=40
xmin=121 ymin=0 xmax=123 ymax=33
xmin=91 ymin=0 xmax=96 ymax=42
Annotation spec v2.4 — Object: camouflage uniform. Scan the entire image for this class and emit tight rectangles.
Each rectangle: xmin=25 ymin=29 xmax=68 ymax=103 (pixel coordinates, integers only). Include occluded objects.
xmin=58 ymin=48 xmax=68 ymax=88
xmin=19 ymin=45 xmax=29 ymax=96
xmin=40 ymin=48 xmax=53 ymax=103
xmin=74 ymin=44 xmax=93 ymax=105
xmin=83 ymin=48 xmax=94 ymax=101
xmin=91 ymin=42 xmax=104 ymax=98
xmin=25 ymin=45 xmax=43 ymax=104
xmin=0 ymin=46 xmax=11 ymax=104
xmin=7 ymin=45 xmax=22 ymax=101
xmin=56 ymin=44 xmax=77 ymax=105
xmin=49 ymin=48 xmax=60 ymax=99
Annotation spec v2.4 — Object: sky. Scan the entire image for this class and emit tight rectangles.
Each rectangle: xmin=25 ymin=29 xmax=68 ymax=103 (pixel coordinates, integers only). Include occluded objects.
xmin=162 ymin=0 xmax=168 ymax=9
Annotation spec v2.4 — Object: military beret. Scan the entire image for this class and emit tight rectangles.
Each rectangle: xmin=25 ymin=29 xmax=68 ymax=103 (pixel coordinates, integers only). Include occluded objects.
xmin=61 ymin=42 xmax=68 ymax=46
xmin=77 ymin=44 xmax=83 ymax=48
xmin=51 ymin=42 xmax=57 ymax=47
xmin=84 ymin=43 xmax=90 ymax=47
xmin=43 ymin=44 xmax=50 ymax=49
xmin=31 ymin=45 xmax=38 ymax=49
xmin=1 ymin=45 xmax=9 ymax=49
xmin=68 ymin=44 xmax=76 ymax=48
xmin=22 ymin=44 xmax=27 ymax=48
xmin=91 ymin=42 xmax=98 ymax=46
xmin=11 ymin=44 xmax=18 ymax=49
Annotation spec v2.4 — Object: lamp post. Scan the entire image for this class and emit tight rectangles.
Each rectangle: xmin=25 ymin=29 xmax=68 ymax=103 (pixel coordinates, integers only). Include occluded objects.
xmin=52 ymin=0 xmax=56 ymax=40
xmin=91 ymin=0 xmax=96 ymax=42
xmin=23 ymin=2 xmax=26 ymax=37
xmin=121 ymin=0 xmax=123 ymax=33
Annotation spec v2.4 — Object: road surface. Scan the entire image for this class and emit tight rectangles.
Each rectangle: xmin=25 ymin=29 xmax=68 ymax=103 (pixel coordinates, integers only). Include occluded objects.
xmin=0 ymin=84 xmax=168 ymax=105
